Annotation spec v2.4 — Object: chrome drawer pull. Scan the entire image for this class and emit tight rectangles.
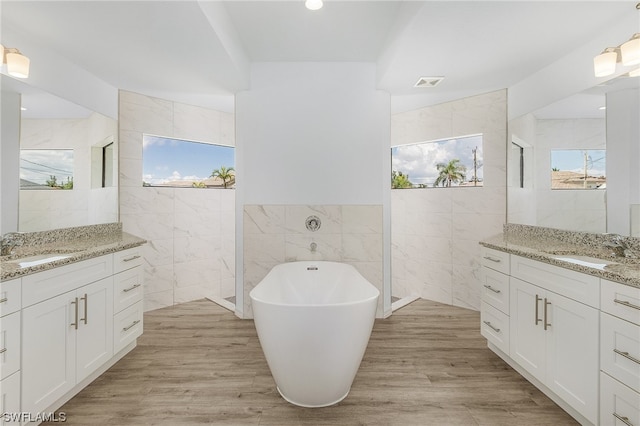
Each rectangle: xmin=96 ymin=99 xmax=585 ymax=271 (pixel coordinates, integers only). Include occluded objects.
xmin=535 ymin=295 xmax=542 ymax=326
xmin=0 ymin=297 xmax=7 ymax=304
xmin=483 ymin=321 xmax=500 ymax=333
xmin=483 ymin=285 xmax=501 ymax=294
xmin=80 ymin=293 xmax=88 ymax=325
xmin=123 ymin=255 xmax=141 ymax=262
xmin=614 ymin=348 xmax=640 ymax=365
xmin=614 ymin=299 xmax=640 ymax=311
xmin=123 ymin=283 xmax=141 ymax=293
xmin=483 ymin=256 xmax=501 ymax=263
xmin=544 ymin=298 xmax=551 ymax=331
xmin=123 ymin=320 xmax=140 ymax=332
xmin=613 ymin=413 xmax=634 ymax=426
xmin=70 ymin=297 xmax=79 ymax=330
xmin=0 ymin=348 xmax=6 ymax=354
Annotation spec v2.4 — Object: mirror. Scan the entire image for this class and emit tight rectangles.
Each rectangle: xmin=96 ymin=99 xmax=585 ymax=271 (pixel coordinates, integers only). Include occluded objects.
xmin=1 ymin=75 xmax=118 ymax=232
xmin=508 ymin=75 xmax=639 ymax=235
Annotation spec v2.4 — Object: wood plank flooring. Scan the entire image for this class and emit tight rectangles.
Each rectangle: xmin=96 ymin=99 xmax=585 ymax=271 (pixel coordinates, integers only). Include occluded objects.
xmin=51 ymin=299 xmax=577 ymax=425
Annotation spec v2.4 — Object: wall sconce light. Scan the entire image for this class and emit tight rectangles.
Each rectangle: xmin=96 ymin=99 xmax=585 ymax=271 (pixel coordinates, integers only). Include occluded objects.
xmin=594 ymin=3 xmax=640 ymax=77
xmin=0 ymin=44 xmax=30 ymax=79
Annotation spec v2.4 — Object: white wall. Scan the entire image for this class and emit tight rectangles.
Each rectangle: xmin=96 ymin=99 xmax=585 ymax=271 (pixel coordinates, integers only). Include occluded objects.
xmin=607 ymin=89 xmax=640 ymax=235
xmin=118 ymin=91 xmax=236 ymax=311
xmin=236 ymin=63 xmax=391 ymax=318
xmin=0 ymin=91 xmax=21 ymax=234
xmin=390 ymin=90 xmax=507 ymax=310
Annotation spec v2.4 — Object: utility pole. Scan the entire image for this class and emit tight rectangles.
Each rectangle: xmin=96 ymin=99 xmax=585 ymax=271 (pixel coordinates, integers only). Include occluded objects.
xmin=583 ymin=151 xmax=588 ymax=189
xmin=472 ymin=147 xmax=478 ymax=186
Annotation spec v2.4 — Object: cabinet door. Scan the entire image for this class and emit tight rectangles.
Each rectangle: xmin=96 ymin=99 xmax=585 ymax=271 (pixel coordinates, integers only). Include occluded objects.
xmin=76 ymin=277 xmax=114 ymax=382
xmin=1 ymin=371 xmax=21 ymax=426
xmin=546 ymin=292 xmax=599 ymax=424
xmin=600 ymin=372 xmax=640 ymax=426
xmin=510 ymin=277 xmax=546 ymax=382
xmin=22 ymin=292 xmax=76 ymax=415
xmin=0 ymin=311 xmax=20 ymax=380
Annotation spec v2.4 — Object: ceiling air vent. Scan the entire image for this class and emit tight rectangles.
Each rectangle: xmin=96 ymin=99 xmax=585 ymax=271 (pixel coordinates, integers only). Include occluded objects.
xmin=414 ymin=76 xmax=444 ymax=88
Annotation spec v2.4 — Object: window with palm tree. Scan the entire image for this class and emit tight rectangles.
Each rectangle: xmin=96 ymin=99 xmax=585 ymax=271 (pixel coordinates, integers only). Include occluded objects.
xmin=391 ymin=134 xmax=483 ymax=189
xmin=142 ymin=134 xmax=235 ymax=188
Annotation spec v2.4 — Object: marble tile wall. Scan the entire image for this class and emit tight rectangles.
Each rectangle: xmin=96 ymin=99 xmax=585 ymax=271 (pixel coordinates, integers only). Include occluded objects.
xmin=118 ymin=90 xmax=235 ymax=311
xmin=390 ymin=90 xmax=507 ymax=310
xmin=243 ymin=204 xmax=384 ymax=318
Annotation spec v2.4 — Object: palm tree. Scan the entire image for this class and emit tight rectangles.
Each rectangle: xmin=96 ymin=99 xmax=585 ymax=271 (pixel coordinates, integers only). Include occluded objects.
xmin=434 ymin=159 xmax=466 ymax=187
xmin=210 ymin=166 xmax=235 ymax=188
xmin=392 ymin=171 xmax=413 ymax=189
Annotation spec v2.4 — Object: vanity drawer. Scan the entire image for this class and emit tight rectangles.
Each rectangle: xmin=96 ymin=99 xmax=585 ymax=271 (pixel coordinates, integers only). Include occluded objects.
xmin=602 ymin=280 xmax=640 ymax=326
xmin=600 ymin=371 xmax=640 ymax=426
xmin=0 ymin=311 xmax=20 ymax=380
xmin=113 ymin=247 xmax=144 ymax=274
xmin=22 ymin=254 xmax=113 ymax=307
xmin=481 ymin=301 xmax=510 ymax=355
xmin=0 ymin=278 xmax=21 ymax=317
xmin=113 ymin=266 xmax=143 ymax=314
xmin=511 ymin=255 xmax=600 ymax=308
xmin=114 ymin=300 xmax=143 ymax=354
xmin=481 ymin=267 xmax=509 ymax=314
xmin=0 ymin=371 xmax=21 ymax=423
xmin=601 ymin=312 xmax=640 ymax=393
xmin=481 ymin=247 xmax=510 ymax=275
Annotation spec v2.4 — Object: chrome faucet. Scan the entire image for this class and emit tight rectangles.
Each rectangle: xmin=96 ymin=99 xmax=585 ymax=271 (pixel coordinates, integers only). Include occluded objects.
xmin=603 ymin=234 xmax=636 ymax=259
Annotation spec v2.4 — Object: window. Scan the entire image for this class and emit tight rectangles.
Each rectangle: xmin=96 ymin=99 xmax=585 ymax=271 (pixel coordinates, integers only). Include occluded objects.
xmin=512 ymin=142 xmax=525 ymax=189
xmin=550 ymin=149 xmax=606 ymax=190
xmin=20 ymin=149 xmax=74 ymax=190
xmin=391 ymin=134 xmax=483 ymax=188
xmin=142 ymin=135 xmax=235 ymax=188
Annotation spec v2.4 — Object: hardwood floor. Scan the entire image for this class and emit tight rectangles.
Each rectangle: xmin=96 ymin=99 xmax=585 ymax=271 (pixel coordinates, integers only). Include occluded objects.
xmin=52 ymin=299 xmax=577 ymax=425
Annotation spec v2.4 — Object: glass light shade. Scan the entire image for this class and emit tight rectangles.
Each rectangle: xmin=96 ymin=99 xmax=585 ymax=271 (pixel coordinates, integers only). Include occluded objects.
xmin=621 ymin=35 xmax=640 ymax=66
xmin=305 ymin=0 xmax=323 ymax=10
xmin=593 ymin=50 xmax=617 ymax=77
xmin=6 ymin=52 xmax=29 ymax=78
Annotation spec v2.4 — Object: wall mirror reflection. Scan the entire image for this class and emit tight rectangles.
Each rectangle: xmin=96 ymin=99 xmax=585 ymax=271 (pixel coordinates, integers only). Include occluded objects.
xmin=1 ymin=76 xmax=119 ymax=232
xmin=550 ymin=149 xmax=606 ymax=190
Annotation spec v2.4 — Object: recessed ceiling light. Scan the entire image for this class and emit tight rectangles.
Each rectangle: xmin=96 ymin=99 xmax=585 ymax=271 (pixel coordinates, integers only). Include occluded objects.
xmin=414 ymin=76 xmax=444 ymax=88
xmin=20 ymin=107 xmax=26 ymax=111
xmin=598 ymin=106 xmax=606 ymax=111
xmin=305 ymin=0 xmax=323 ymax=10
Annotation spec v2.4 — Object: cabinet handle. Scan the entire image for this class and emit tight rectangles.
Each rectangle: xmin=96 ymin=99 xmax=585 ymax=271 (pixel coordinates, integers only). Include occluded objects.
xmin=614 ymin=299 xmax=640 ymax=311
xmin=614 ymin=348 xmax=640 ymax=365
xmin=123 ymin=319 xmax=140 ymax=332
xmin=544 ymin=298 xmax=551 ymax=330
xmin=613 ymin=413 xmax=634 ymax=426
xmin=0 ymin=348 xmax=6 ymax=354
xmin=123 ymin=255 xmax=141 ymax=262
xmin=483 ymin=256 xmax=501 ymax=263
xmin=535 ymin=295 xmax=542 ymax=325
xmin=70 ymin=297 xmax=79 ymax=330
xmin=0 ymin=297 xmax=7 ymax=303
xmin=123 ymin=283 xmax=141 ymax=293
xmin=80 ymin=293 xmax=88 ymax=325
xmin=483 ymin=320 xmax=500 ymax=333
xmin=483 ymin=285 xmax=501 ymax=294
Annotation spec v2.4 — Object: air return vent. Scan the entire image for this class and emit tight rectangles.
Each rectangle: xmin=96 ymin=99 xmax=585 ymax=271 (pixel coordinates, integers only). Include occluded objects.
xmin=414 ymin=76 xmax=444 ymax=88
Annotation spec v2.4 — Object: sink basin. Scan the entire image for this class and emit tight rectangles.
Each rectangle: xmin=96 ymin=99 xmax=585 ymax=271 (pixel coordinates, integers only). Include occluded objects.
xmin=10 ymin=253 xmax=71 ymax=268
xmin=551 ymin=255 xmax=616 ymax=271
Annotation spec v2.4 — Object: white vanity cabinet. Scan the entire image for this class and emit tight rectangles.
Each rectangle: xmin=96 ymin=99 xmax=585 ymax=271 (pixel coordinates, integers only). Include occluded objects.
xmin=599 ymin=279 xmax=640 ymax=426
xmin=480 ymin=247 xmax=510 ymax=354
xmin=0 ymin=278 xmax=21 ymax=425
xmin=112 ymin=247 xmax=143 ymax=354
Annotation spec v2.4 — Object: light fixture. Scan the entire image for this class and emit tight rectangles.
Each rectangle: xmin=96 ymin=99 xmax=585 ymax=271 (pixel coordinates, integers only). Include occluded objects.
xmin=593 ymin=2 xmax=640 ymax=77
xmin=305 ymin=0 xmax=323 ymax=11
xmin=1 ymin=45 xmax=30 ymax=79
xmin=621 ymin=33 xmax=640 ymax=66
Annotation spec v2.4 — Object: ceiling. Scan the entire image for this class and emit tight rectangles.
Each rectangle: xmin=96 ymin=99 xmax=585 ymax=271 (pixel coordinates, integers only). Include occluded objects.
xmin=1 ymin=0 xmax=637 ymax=116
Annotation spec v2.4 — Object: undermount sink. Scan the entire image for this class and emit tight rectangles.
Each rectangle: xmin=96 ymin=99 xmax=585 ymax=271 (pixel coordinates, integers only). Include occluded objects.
xmin=551 ymin=255 xmax=617 ymax=271
xmin=9 ymin=253 xmax=71 ymax=268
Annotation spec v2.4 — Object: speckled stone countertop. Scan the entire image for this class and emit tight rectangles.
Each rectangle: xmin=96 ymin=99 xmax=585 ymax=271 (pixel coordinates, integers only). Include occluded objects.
xmin=480 ymin=224 xmax=640 ymax=289
xmin=1 ymin=223 xmax=146 ymax=281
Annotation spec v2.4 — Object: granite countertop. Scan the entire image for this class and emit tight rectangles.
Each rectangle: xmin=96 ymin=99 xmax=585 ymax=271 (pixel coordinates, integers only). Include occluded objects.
xmin=480 ymin=224 xmax=640 ymax=289
xmin=1 ymin=223 xmax=146 ymax=281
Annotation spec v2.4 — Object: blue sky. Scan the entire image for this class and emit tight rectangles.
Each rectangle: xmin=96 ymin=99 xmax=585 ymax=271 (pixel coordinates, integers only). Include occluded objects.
xmin=143 ymin=135 xmax=235 ymax=185
xmin=20 ymin=149 xmax=74 ymax=186
xmin=551 ymin=149 xmax=606 ymax=176
xmin=392 ymin=134 xmax=483 ymax=186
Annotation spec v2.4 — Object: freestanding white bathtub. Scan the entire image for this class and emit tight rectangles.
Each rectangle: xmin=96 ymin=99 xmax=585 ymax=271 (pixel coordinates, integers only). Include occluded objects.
xmin=249 ymin=261 xmax=379 ymax=408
